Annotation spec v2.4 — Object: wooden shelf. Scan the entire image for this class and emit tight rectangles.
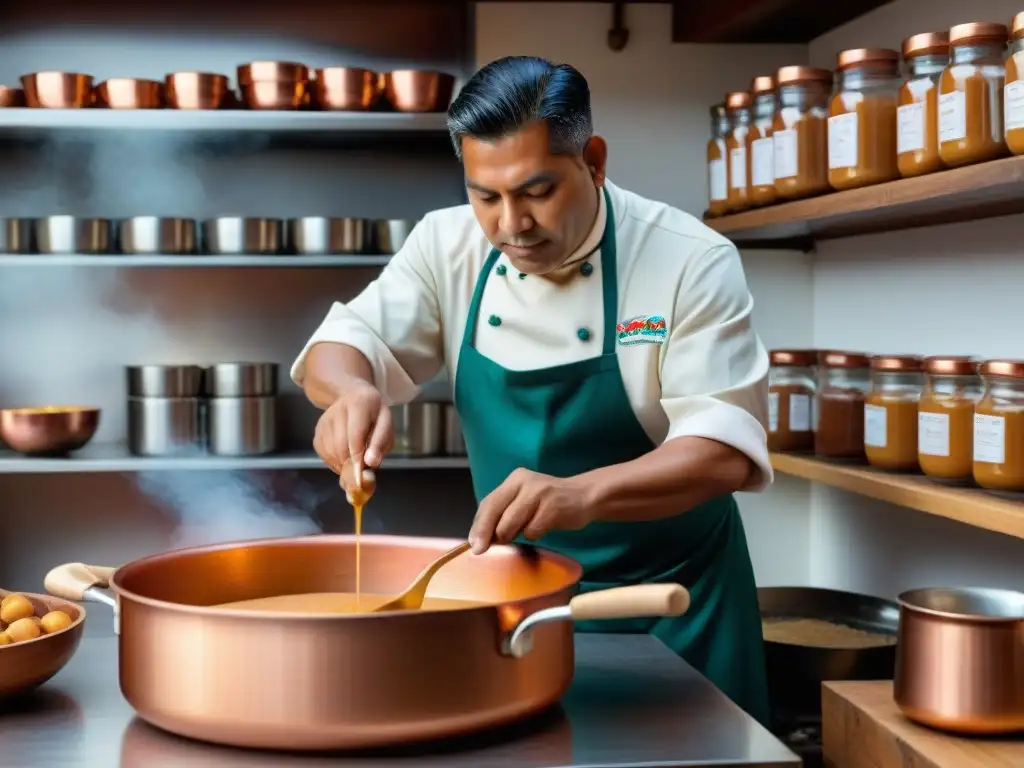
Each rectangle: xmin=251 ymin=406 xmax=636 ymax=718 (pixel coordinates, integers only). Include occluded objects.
xmin=770 ymin=452 xmax=1024 ymax=540
xmin=707 ymin=154 xmax=1024 ymax=249
xmin=671 ymin=0 xmax=893 ymax=43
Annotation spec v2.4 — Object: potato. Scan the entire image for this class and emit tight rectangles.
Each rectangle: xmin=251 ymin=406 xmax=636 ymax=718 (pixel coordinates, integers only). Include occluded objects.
xmin=6 ymin=617 xmax=41 ymax=643
xmin=40 ymin=610 xmax=72 ymax=634
xmin=0 ymin=631 xmax=10 ymax=646
xmin=0 ymin=594 xmax=34 ymax=625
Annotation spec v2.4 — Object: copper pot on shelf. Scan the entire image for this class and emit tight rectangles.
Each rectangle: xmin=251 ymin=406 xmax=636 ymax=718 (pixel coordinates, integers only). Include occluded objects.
xmin=0 ymin=86 xmax=26 ymax=107
xmin=164 ymin=72 xmax=229 ymax=110
xmin=0 ymin=406 xmax=100 ymax=456
xmin=95 ymin=78 xmax=163 ymax=109
xmin=383 ymin=70 xmax=455 ymax=113
xmin=20 ymin=71 xmax=94 ymax=108
xmin=237 ymin=61 xmax=309 ymax=86
xmin=44 ymin=535 xmax=688 ymax=750
xmin=240 ymin=80 xmax=307 ymax=111
xmin=313 ymin=67 xmax=381 ymax=111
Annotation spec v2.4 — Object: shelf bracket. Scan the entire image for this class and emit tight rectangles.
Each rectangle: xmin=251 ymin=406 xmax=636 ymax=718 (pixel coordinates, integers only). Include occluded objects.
xmin=607 ymin=1 xmax=630 ymax=51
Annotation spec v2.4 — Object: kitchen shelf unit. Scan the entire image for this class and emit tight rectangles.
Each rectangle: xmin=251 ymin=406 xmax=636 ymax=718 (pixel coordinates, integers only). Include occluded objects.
xmin=0 ymin=254 xmax=394 ymax=268
xmin=770 ymin=452 xmax=1024 ymax=540
xmin=0 ymin=445 xmax=469 ymax=473
xmin=706 ymin=154 xmax=1024 ymax=250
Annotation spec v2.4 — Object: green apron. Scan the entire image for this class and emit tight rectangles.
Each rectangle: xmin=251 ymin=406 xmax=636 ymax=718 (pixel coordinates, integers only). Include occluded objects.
xmin=452 ymin=188 xmax=770 ymax=726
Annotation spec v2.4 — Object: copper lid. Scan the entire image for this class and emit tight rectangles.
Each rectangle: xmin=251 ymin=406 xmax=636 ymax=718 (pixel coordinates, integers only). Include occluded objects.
xmin=923 ymin=355 xmax=978 ymax=375
xmin=836 ymin=48 xmax=900 ymax=70
xmin=770 ymin=349 xmax=817 ymax=367
xmin=751 ymin=75 xmax=775 ymax=93
xmin=1013 ymin=12 xmax=1024 ymax=41
xmin=902 ymin=31 xmax=951 ymax=58
xmin=979 ymin=359 xmax=1024 ymax=379
xmin=725 ymin=91 xmax=752 ymax=109
xmin=870 ymin=354 xmax=923 ymax=372
xmin=776 ymin=65 xmax=833 ymax=86
xmin=819 ymin=350 xmax=871 ymax=368
xmin=949 ymin=22 xmax=1008 ymax=45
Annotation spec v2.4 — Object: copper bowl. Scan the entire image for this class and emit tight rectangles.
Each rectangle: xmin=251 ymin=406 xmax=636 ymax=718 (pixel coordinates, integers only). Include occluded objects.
xmin=0 ymin=588 xmax=86 ymax=699
xmin=0 ymin=406 xmax=100 ymax=456
xmin=241 ymin=81 xmax=307 ymax=111
xmin=313 ymin=67 xmax=381 ymax=111
xmin=95 ymin=78 xmax=163 ymax=109
xmin=237 ymin=60 xmax=309 ymax=87
xmin=164 ymin=72 xmax=229 ymax=110
xmin=20 ymin=71 xmax=94 ymax=108
xmin=383 ymin=70 xmax=456 ymax=113
xmin=0 ymin=86 xmax=25 ymax=108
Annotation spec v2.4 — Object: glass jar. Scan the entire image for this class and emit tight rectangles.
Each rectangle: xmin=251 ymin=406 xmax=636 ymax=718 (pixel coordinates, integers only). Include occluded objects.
xmin=973 ymin=360 xmax=1024 ymax=492
xmin=1005 ymin=12 xmax=1024 ymax=155
xmin=773 ymin=66 xmax=833 ymax=201
xmin=767 ymin=349 xmax=816 ymax=453
xmin=939 ymin=22 xmax=1009 ymax=168
xmin=706 ymin=104 xmax=730 ymax=217
xmin=828 ymin=48 xmax=901 ymax=191
xmin=864 ymin=355 xmax=924 ymax=471
xmin=725 ymin=91 xmax=752 ymax=212
xmin=918 ymin=356 xmax=981 ymax=483
xmin=746 ymin=75 xmax=777 ymax=207
xmin=898 ymin=32 xmax=950 ymax=178
xmin=816 ymin=350 xmax=871 ymax=460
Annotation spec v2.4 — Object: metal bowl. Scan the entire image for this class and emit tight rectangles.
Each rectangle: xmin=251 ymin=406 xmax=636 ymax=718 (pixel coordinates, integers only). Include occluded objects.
xmin=20 ymin=71 xmax=94 ymax=108
xmin=237 ymin=61 xmax=310 ymax=87
xmin=383 ymin=70 xmax=455 ymax=113
xmin=241 ymin=81 xmax=307 ymax=111
xmin=372 ymin=219 xmax=417 ymax=254
xmin=118 ymin=218 xmax=197 ymax=255
xmin=313 ymin=68 xmax=381 ymax=111
xmin=126 ymin=365 xmax=204 ymax=398
xmin=95 ymin=78 xmax=163 ymax=109
xmin=201 ymin=218 xmax=282 ymax=255
xmin=0 ymin=406 xmax=101 ymax=456
xmin=0 ymin=588 xmax=86 ymax=698
xmin=164 ymin=72 xmax=229 ymax=110
xmin=34 ymin=217 xmax=112 ymax=255
xmin=0 ymin=218 xmax=34 ymax=253
xmin=287 ymin=217 xmax=368 ymax=255
xmin=0 ymin=86 xmax=26 ymax=108
xmin=204 ymin=362 xmax=279 ymax=397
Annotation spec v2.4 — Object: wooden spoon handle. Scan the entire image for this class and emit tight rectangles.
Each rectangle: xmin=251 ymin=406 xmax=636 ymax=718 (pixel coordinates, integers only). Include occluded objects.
xmin=569 ymin=583 xmax=690 ymax=621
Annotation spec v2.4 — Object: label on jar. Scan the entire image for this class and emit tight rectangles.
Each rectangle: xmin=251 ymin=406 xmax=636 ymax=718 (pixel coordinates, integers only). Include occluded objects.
xmin=768 ymin=392 xmax=779 ymax=433
xmin=1005 ymin=81 xmax=1024 ymax=132
xmin=827 ymin=112 xmax=858 ymax=170
xmin=864 ymin=404 xmax=887 ymax=448
xmin=918 ymin=412 xmax=950 ymax=457
xmin=938 ymin=91 xmax=967 ymax=143
xmin=751 ymin=137 xmax=774 ymax=187
xmin=974 ymin=414 xmax=1006 ymax=464
xmin=708 ymin=158 xmax=727 ymax=201
xmin=773 ymin=129 xmax=798 ymax=179
xmin=897 ymin=102 xmax=925 ymax=154
xmin=729 ymin=147 xmax=747 ymax=190
xmin=789 ymin=394 xmax=811 ymax=432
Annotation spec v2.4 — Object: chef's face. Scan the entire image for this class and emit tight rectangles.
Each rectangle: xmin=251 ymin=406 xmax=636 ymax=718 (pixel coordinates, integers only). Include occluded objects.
xmin=461 ymin=122 xmax=608 ymax=274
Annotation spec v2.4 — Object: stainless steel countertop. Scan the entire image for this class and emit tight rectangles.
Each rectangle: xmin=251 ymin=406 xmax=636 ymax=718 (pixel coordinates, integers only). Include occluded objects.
xmin=0 ymin=634 xmax=799 ymax=768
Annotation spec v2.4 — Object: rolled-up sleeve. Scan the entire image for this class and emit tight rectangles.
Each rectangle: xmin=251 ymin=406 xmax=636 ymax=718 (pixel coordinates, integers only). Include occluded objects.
xmin=289 ymin=221 xmax=444 ymax=406
xmin=660 ymin=243 xmax=772 ymax=492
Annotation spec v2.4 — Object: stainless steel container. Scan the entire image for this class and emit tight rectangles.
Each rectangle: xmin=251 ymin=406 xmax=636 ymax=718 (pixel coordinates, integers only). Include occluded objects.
xmin=208 ymin=397 xmax=277 ymax=456
xmin=372 ymin=219 xmax=417 ymax=254
xmin=118 ymin=217 xmax=198 ymax=255
xmin=127 ymin=397 xmax=203 ymax=457
xmin=126 ymin=365 xmax=204 ymax=398
xmin=390 ymin=402 xmax=443 ymax=456
xmin=443 ymin=403 xmax=465 ymax=455
xmin=0 ymin=218 xmax=34 ymax=253
xmin=204 ymin=362 xmax=278 ymax=398
xmin=287 ymin=217 xmax=369 ymax=255
xmin=201 ymin=218 xmax=282 ymax=255
xmin=34 ymin=216 xmax=112 ymax=254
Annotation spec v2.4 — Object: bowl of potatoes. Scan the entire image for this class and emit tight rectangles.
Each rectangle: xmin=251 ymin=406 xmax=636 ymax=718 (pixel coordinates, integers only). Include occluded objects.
xmin=0 ymin=588 xmax=85 ymax=698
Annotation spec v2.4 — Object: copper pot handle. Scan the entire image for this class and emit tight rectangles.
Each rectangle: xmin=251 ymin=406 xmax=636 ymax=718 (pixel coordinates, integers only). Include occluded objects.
xmin=503 ymin=583 xmax=691 ymax=659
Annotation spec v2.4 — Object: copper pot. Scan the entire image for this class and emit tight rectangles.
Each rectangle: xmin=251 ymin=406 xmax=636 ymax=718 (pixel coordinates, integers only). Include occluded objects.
xmin=95 ymin=78 xmax=163 ymax=109
xmin=241 ymin=80 xmax=307 ymax=110
xmin=0 ymin=86 xmax=26 ymax=107
xmin=314 ymin=67 xmax=381 ymax=111
xmin=0 ymin=588 xmax=86 ymax=697
xmin=237 ymin=61 xmax=309 ymax=87
xmin=20 ymin=71 xmax=94 ymax=108
xmin=894 ymin=587 xmax=1024 ymax=734
xmin=45 ymin=535 xmax=688 ymax=750
xmin=0 ymin=406 xmax=101 ymax=456
xmin=164 ymin=72 xmax=229 ymax=110
xmin=383 ymin=70 xmax=455 ymax=113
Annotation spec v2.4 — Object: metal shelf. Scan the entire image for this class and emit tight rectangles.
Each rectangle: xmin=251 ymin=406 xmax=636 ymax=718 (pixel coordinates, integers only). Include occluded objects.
xmin=0 ymin=254 xmax=394 ymax=268
xmin=0 ymin=444 xmax=469 ymax=473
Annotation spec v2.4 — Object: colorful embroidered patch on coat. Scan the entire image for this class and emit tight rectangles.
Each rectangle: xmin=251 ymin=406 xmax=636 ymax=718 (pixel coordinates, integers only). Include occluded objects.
xmin=616 ymin=315 xmax=668 ymax=346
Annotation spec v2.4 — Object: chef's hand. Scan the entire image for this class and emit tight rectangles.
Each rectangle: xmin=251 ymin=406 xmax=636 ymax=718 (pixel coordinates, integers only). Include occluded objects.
xmin=313 ymin=381 xmax=393 ymax=475
xmin=468 ymin=469 xmax=594 ymax=554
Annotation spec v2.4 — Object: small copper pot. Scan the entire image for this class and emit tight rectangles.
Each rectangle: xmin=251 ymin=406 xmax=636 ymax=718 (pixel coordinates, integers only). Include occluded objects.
xmin=383 ymin=70 xmax=455 ymax=113
xmin=164 ymin=72 xmax=229 ymax=110
xmin=0 ymin=86 xmax=26 ymax=107
xmin=237 ymin=61 xmax=309 ymax=87
xmin=241 ymin=80 xmax=307 ymax=111
xmin=20 ymin=71 xmax=94 ymax=108
xmin=314 ymin=67 xmax=381 ymax=111
xmin=895 ymin=587 xmax=1024 ymax=734
xmin=95 ymin=78 xmax=163 ymax=109
xmin=0 ymin=406 xmax=101 ymax=456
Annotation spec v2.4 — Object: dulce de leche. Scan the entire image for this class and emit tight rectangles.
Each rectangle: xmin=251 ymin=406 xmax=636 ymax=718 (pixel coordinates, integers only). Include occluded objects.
xmin=918 ymin=356 xmax=981 ymax=483
xmin=864 ymin=355 xmax=924 ymax=472
xmin=773 ymin=66 xmax=833 ymax=200
xmin=767 ymin=349 xmax=816 ymax=453
xmin=707 ymin=104 xmax=730 ymax=216
xmin=898 ymin=33 xmax=950 ymax=178
xmin=725 ymin=91 xmax=752 ymax=212
xmin=1005 ymin=12 xmax=1024 ymax=155
xmin=816 ymin=350 xmax=871 ymax=460
xmin=747 ymin=75 xmax=777 ymax=207
xmin=974 ymin=359 xmax=1024 ymax=492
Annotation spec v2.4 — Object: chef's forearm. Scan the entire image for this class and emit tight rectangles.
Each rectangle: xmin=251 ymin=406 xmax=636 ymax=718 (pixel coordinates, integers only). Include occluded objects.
xmin=576 ymin=437 xmax=754 ymax=523
xmin=302 ymin=342 xmax=377 ymax=409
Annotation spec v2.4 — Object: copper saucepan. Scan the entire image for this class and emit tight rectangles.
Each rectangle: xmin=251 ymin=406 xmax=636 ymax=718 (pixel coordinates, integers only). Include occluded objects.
xmin=45 ymin=535 xmax=689 ymax=751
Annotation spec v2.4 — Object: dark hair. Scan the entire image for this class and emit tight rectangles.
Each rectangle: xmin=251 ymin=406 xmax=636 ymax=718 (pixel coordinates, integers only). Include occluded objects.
xmin=446 ymin=56 xmax=592 ymax=159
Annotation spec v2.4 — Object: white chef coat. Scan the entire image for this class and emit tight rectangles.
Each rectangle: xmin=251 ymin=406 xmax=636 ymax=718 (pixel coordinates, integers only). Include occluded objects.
xmin=291 ymin=179 xmax=773 ymax=491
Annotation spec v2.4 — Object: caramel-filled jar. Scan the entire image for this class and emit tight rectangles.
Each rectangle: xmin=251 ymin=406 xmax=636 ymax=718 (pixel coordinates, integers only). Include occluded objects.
xmin=973 ymin=360 xmax=1024 ymax=492
xmin=939 ymin=22 xmax=1009 ymax=168
xmin=829 ymin=48 xmax=901 ymax=191
xmin=768 ymin=349 xmax=816 ymax=453
xmin=918 ymin=355 xmax=981 ymax=483
xmin=816 ymin=350 xmax=871 ymax=460
xmin=898 ymin=32 xmax=950 ymax=178
xmin=1005 ymin=12 xmax=1024 ymax=155
xmin=725 ymin=91 xmax=752 ymax=212
xmin=773 ymin=66 xmax=833 ymax=200
xmin=747 ymin=75 xmax=777 ymax=207
xmin=864 ymin=355 xmax=924 ymax=471
xmin=707 ymin=104 xmax=730 ymax=216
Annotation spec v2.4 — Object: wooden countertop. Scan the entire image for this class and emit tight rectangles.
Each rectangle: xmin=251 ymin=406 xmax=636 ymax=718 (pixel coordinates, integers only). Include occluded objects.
xmin=822 ymin=680 xmax=1024 ymax=768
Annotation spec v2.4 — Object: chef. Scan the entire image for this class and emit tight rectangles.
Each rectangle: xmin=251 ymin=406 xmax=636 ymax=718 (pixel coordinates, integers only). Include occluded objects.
xmin=291 ymin=55 xmax=773 ymax=725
